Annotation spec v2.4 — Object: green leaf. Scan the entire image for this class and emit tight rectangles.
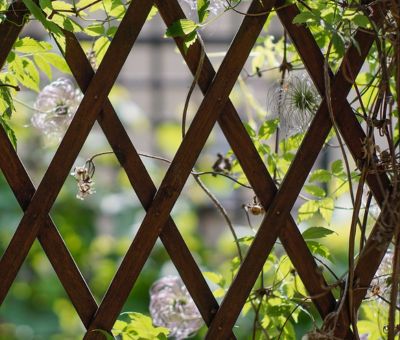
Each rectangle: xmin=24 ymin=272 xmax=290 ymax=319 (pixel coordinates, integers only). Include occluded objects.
xmin=309 ymin=169 xmax=332 ymax=183
xmin=11 ymin=56 xmax=40 ymax=91
xmin=331 ymin=159 xmax=343 ymax=175
xmin=0 ymin=85 xmax=15 ymax=119
xmin=34 ymin=54 xmax=52 ymax=79
xmin=119 ymin=312 xmax=169 ymax=339
xmin=242 ymin=299 xmax=253 ymax=317
xmin=306 ymin=240 xmax=331 ymax=259
xmin=244 ymin=122 xmax=256 ymax=138
xmin=49 ymin=14 xmax=83 ymax=33
xmin=183 ymin=30 xmax=198 ymax=53
xmin=165 ymin=19 xmax=198 ymax=38
xmin=22 ymin=57 xmax=40 ymax=91
xmin=14 ymin=37 xmax=52 ymax=53
xmin=22 ymin=0 xmax=63 ymax=36
xmin=353 ymin=14 xmax=370 ymax=29
xmin=93 ymin=36 xmax=110 ymax=64
xmin=304 ymin=184 xmax=326 ymax=198
xmin=103 ymin=0 xmax=125 ymax=18
xmin=51 ymin=0 xmax=74 ymax=12
xmin=332 ymin=32 xmax=345 ymax=57
xmin=292 ymin=11 xmax=316 ymax=25
xmin=203 ymin=271 xmax=225 ymax=287
xmin=237 ymin=236 xmax=254 ymax=246
xmin=147 ymin=6 xmax=158 ymax=21
xmin=106 ymin=26 xmax=118 ymax=37
xmin=0 ymin=116 xmax=17 ymax=149
xmin=76 ymin=0 xmax=96 ymax=9
xmin=297 ymin=200 xmax=319 ymax=222
xmin=302 ymin=226 xmax=335 ymax=239
xmin=318 ymin=197 xmax=334 ymax=222
xmin=213 ymin=287 xmax=226 ymax=298
xmin=85 ymin=23 xmax=105 ymax=36
xmin=40 ymin=52 xmax=71 ymax=74
xmin=258 ymin=118 xmax=279 ymax=139
xmin=112 ymin=320 xmax=128 ymax=334
xmin=261 ymin=314 xmax=270 ymax=328
xmin=197 ymin=0 xmax=210 ymax=24
xmin=39 ymin=0 xmax=52 ymax=10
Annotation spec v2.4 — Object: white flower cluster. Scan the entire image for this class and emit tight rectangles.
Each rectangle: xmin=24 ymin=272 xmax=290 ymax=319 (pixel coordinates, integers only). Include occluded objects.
xmin=181 ymin=0 xmax=225 ymax=15
xmin=71 ymin=165 xmax=95 ymax=200
xmin=149 ymin=276 xmax=203 ymax=339
xmin=32 ymin=78 xmax=82 ymax=140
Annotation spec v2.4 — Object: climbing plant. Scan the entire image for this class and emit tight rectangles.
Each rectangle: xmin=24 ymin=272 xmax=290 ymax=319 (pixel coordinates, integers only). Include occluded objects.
xmin=0 ymin=0 xmax=399 ymax=339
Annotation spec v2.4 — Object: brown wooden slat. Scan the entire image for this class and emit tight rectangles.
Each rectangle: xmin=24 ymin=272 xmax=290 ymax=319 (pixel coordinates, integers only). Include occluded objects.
xmin=0 ymin=4 xmax=99 ymax=326
xmin=82 ymin=0 xmax=276 ymax=335
xmin=205 ymin=10 xmax=377 ymax=338
xmin=0 ymin=0 xmax=153 ymax=304
xmin=0 ymin=126 xmax=98 ymax=326
xmin=156 ymin=0 xmax=336 ymax=319
xmin=61 ymin=30 xmax=235 ymax=339
xmin=0 ymin=1 xmax=27 ymax=65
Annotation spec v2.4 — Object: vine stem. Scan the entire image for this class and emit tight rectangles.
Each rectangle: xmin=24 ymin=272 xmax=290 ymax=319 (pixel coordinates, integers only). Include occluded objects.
xmin=388 ymin=232 xmax=400 ymax=339
xmin=192 ymin=173 xmax=243 ymax=262
xmin=179 ymin=32 xmax=244 ymax=261
xmin=323 ymin=20 xmax=361 ymax=338
xmin=181 ymin=35 xmax=205 ymax=139
xmin=0 ymin=83 xmax=20 ymax=91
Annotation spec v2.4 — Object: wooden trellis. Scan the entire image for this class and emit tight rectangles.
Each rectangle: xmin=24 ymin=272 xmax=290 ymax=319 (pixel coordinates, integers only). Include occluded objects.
xmin=0 ymin=0 xmax=395 ymax=338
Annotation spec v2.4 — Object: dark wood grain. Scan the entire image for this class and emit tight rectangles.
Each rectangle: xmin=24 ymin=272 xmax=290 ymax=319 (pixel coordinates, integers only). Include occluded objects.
xmin=0 ymin=1 xmax=27 ymax=65
xmin=156 ymin=0 xmax=336 ymax=321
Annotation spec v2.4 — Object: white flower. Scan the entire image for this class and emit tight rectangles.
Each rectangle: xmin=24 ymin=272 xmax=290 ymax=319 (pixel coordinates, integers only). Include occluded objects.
xmin=181 ymin=0 xmax=225 ymax=16
xmin=32 ymin=78 xmax=83 ymax=140
xmin=149 ymin=276 xmax=203 ymax=339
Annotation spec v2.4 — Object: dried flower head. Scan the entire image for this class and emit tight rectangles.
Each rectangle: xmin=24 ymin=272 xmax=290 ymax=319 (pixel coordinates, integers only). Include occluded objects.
xmin=212 ymin=153 xmax=232 ymax=176
xmin=71 ymin=160 xmax=95 ymax=200
xmin=243 ymin=196 xmax=264 ymax=216
xmin=149 ymin=276 xmax=203 ymax=339
xmin=181 ymin=0 xmax=225 ymax=16
xmin=268 ymin=75 xmax=320 ymax=137
xmin=32 ymin=78 xmax=83 ymax=140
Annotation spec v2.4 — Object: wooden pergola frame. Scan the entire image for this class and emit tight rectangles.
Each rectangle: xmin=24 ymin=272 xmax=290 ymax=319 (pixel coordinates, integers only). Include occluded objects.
xmin=0 ymin=0 xmax=395 ymax=338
